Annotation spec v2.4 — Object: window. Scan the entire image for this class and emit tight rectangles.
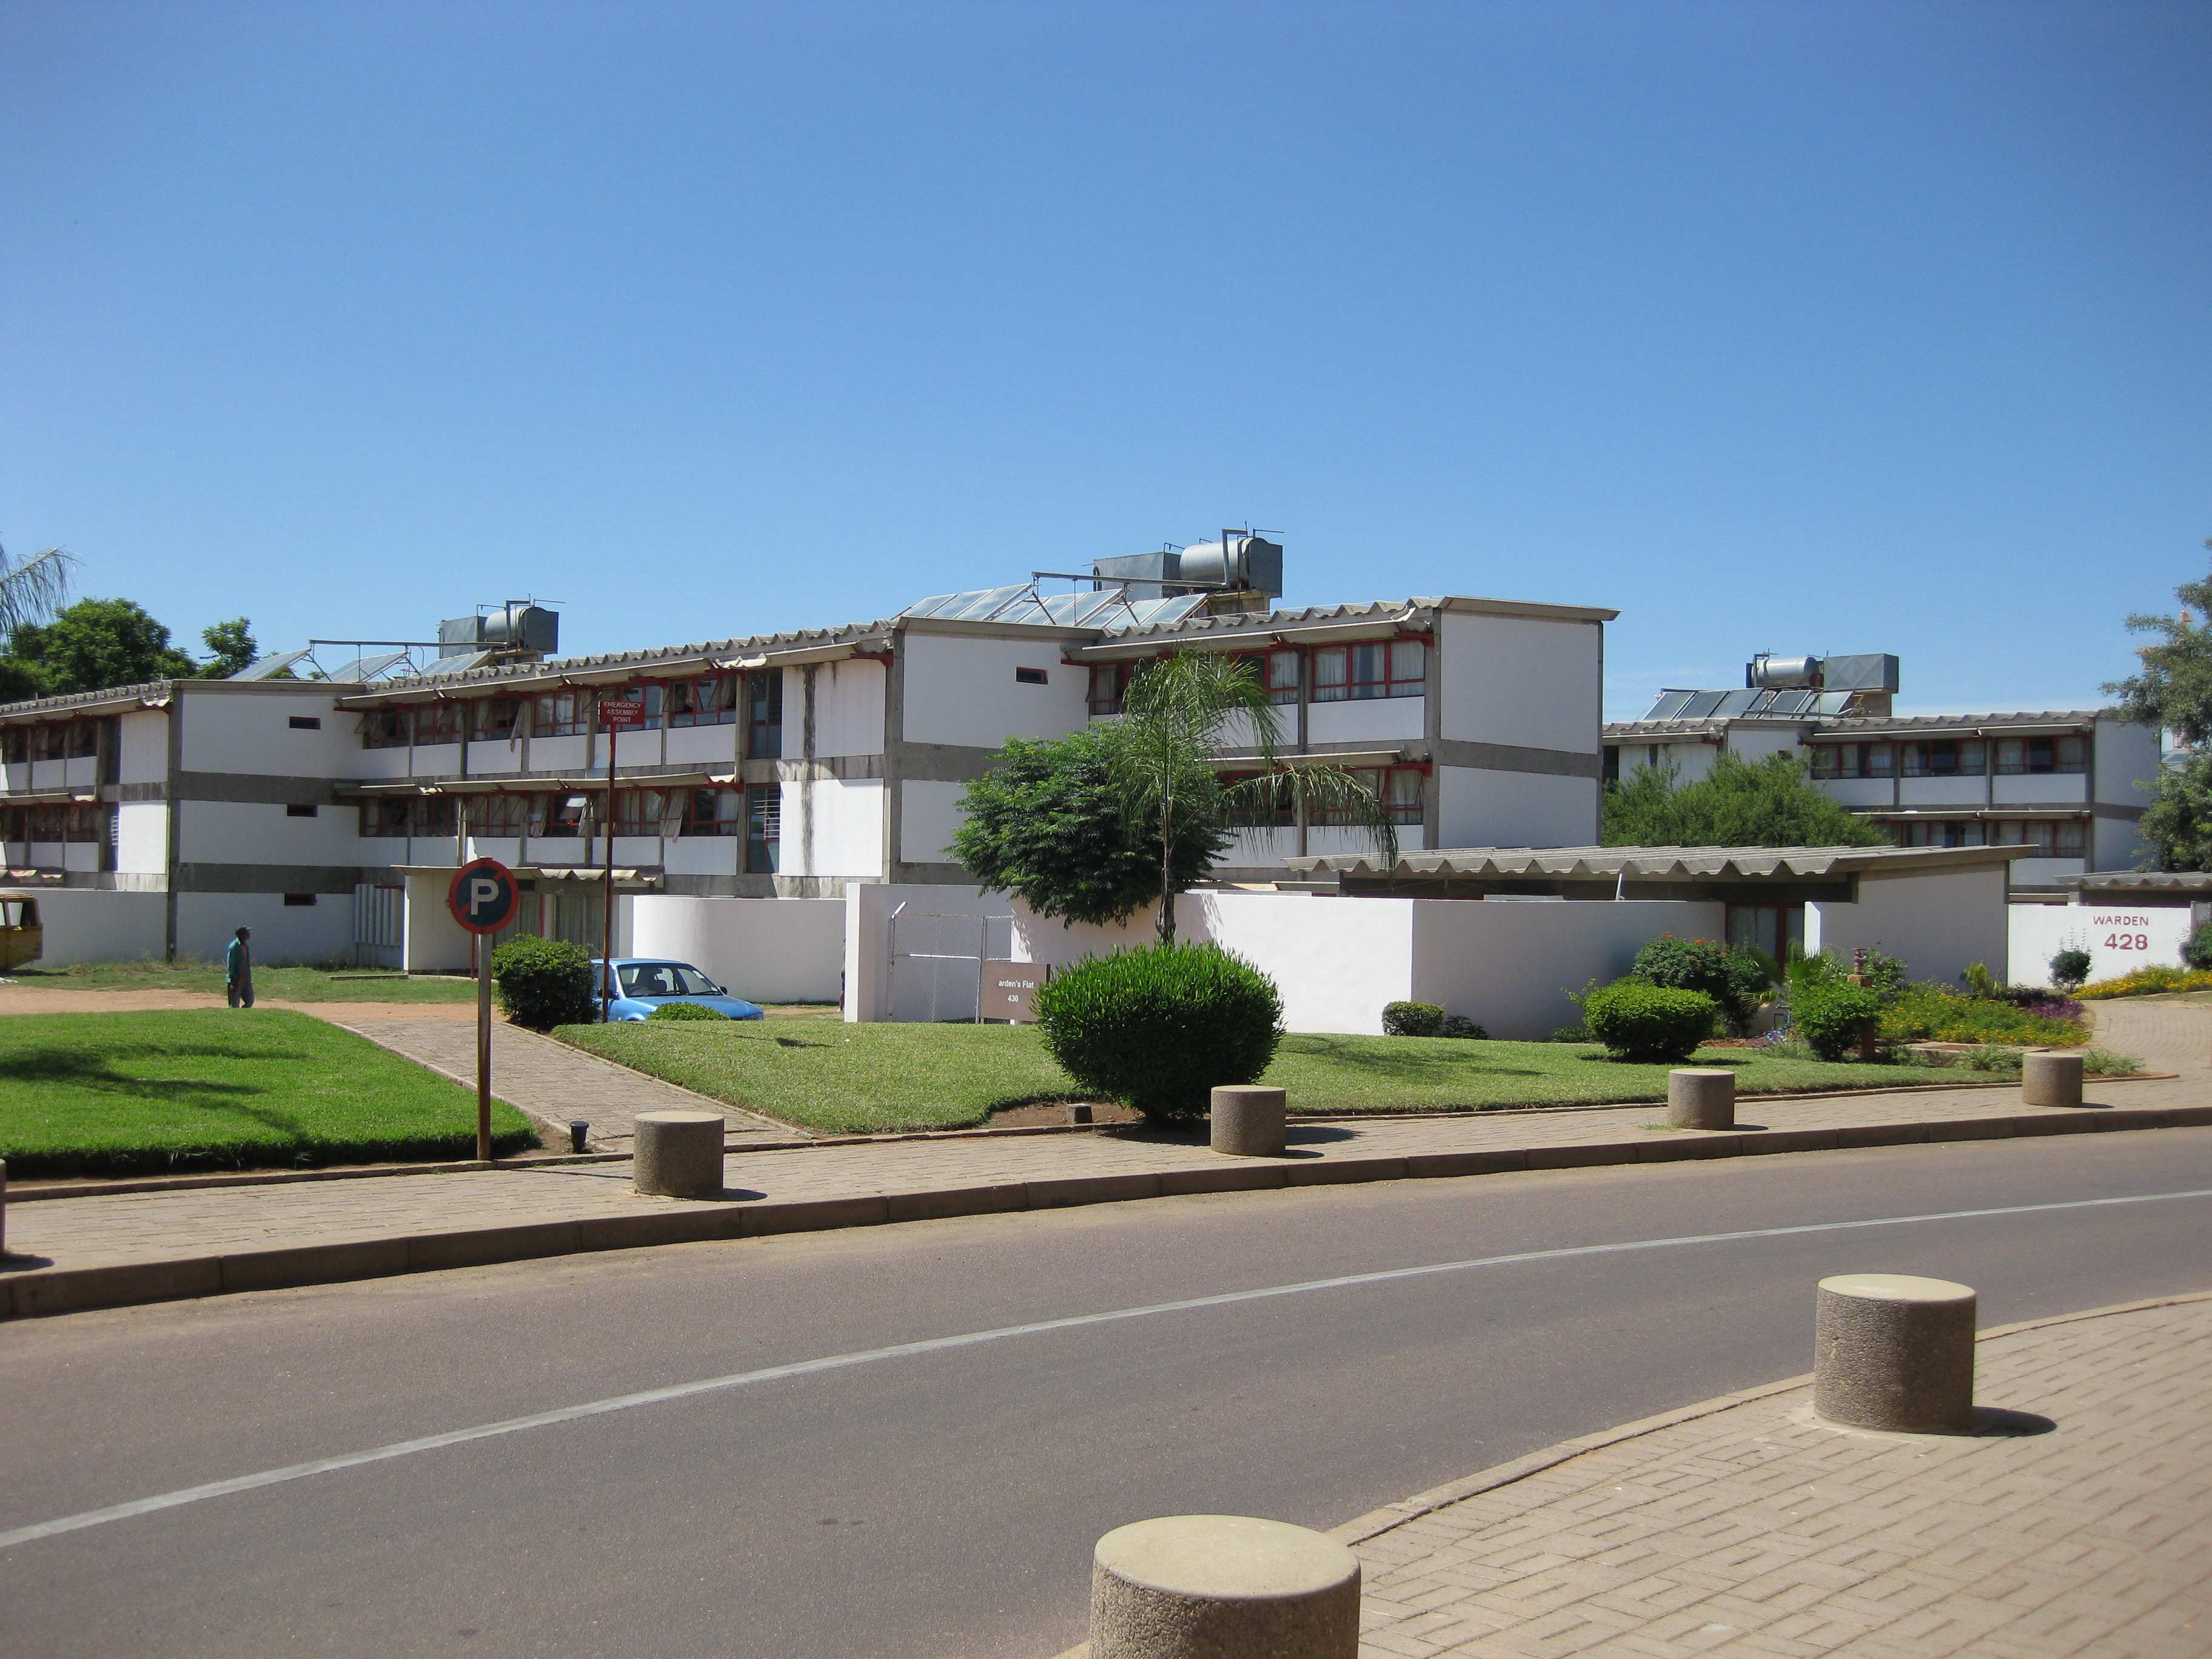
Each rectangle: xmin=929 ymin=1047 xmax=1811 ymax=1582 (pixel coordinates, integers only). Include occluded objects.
xmin=612 ymin=788 xmax=667 ymax=837
xmin=360 ymin=799 xmax=409 ymax=836
xmin=1865 ymin=742 xmax=1895 ymax=778
xmin=1989 ymin=820 xmax=2088 ymax=857
xmin=1603 ymin=746 xmax=1622 ymax=785
xmin=0 ymin=806 xmax=22 ymax=840
xmin=414 ymin=702 xmax=461 ymax=745
xmin=1995 ymin=734 xmax=2087 ymax=775
xmin=532 ymin=691 xmax=586 ymax=738
xmin=1230 ymin=649 xmax=1299 ymax=706
xmin=67 ymin=722 xmax=98 ymax=758
xmin=1900 ymin=739 xmax=1986 ymax=778
xmin=745 ymin=671 xmax=783 ymax=759
xmin=1014 ymin=666 xmax=1050 ymax=686
xmin=1 ymin=727 xmax=24 ymax=763
xmin=535 ymin=793 xmax=590 ymax=837
xmin=745 ymin=783 xmax=781 ymax=873
xmin=631 ymin=683 xmax=665 ymax=731
xmin=618 ymin=962 xmax=723 ymax=997
xmin=1315 ymin=765 xmax=1426 ymax=826
xmin=411 ymin=796 xmax=457 ymax=837
xmin=681 ymin=787 xmax=743 ymax=837
xmin=477 ymin=698 xmax=521 ymax=741
xmin=1886 ymin=820 xmax=1987 ymax=849
xmin=1221 ymin=773 xmax=1296 ymax=829
xmin=286 ymin=803 xmax=319 ymax=819
xmin=1724 ymin=903 xmax=1806 ymax=962
xmin=30 ymin=723 xmax=64 ymax=760
xmin=469 ymin=793 xmax=529 ymax=837
xmin=667 ymin=674 xmax=736 ymax=728
xmin=64 ymin=803 xmax=102 ymax=842
xmin=2056 ymin=821 xmax=2086 ymax=857
xmin=1088 ymin=663 xmax=1130 ymax=717
xmin=361 ymin=709 xmax=410 ymax=749
xmin=289 ymin=715 xmax=322 ymax=731
xmin=32 ymin=803 xmax=66 ymax=840
xmin=283 ymin=894 xmax=317 ymax=907
xmin=1311 ymin=638 xmax=1427 ymax=702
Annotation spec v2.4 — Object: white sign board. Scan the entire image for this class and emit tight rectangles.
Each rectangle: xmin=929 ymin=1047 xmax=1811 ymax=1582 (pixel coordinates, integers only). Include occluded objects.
xmin=2008 ymin=904 xmax=2195 ymax=988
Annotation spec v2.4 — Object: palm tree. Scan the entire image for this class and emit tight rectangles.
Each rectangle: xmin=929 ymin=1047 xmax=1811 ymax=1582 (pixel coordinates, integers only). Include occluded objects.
xmin=1104 ymin=649 xmax=1399 ymax=945
xmin=0 ymin=540 xmax=78 ymax=643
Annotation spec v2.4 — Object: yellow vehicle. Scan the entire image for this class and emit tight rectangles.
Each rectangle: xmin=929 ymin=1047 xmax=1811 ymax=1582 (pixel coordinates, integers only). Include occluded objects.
xmin=0 ymin=891 xmax=44 ymax=971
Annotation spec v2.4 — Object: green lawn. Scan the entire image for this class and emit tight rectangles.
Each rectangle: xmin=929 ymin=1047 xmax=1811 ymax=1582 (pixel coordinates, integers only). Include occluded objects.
xmin=560 ymin=1022 xmax=1938 ymax=1137
xmin=0 ymin=1009 xmax=538 ymax=1179
xmin=5 ymin=959 xmax=478 ymax=1003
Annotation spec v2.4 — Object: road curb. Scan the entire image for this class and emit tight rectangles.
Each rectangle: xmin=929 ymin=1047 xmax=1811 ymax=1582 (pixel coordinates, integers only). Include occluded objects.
xmin=6 ymin=1101 xmax=2210 ymax=1320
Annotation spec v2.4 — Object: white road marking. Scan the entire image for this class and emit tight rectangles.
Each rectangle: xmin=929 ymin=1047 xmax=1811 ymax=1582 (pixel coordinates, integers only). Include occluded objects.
xmin=5 ymin=1183 xmax=2210 ymax=1552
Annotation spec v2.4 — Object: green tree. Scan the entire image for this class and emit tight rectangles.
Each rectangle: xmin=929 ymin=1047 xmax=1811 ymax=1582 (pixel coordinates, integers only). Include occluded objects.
xmin=2105 ymin=541 xmax=2212 ymax=743
xmin=1603 ymin=751 xmax=1889 ymax=848
xmin=951 ymin=728 xmax=1224 ymax=927
xmin=2104 ymin=546 xmax=2210 ymax=870
xmin=4 ymin=597 xmax=199 ymax=697
xmin=953 ymin=650 xmax=1399 ymax=945
xmin=1105 ymin=651 xmax=1398 ymax=944
xmin=199 ymin=617 xmax=260 ymax=679
xmin=0 ymin=540 xmax=79 ymax=700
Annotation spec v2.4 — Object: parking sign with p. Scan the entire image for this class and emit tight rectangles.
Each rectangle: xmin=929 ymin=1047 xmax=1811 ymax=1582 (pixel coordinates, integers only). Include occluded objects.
xmin=448 ymin=856 xmax=520 ymax=935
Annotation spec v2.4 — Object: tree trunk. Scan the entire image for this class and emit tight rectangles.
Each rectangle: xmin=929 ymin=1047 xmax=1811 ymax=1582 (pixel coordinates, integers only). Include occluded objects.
xmin=1156 ymin=799 xmax=1176 ymax=947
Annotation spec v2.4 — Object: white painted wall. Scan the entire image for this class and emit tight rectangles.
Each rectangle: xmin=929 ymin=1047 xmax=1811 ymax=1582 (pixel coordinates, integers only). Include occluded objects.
xmin=1894 ymin=777 xmax=1986 ymax=809
xmin=118 ymin=709 xmax=169 ymax=783
xmin=2093 ymin=717 xmax=2162 ymax=808
xmin=1616 ymin=739 xmax=1718 ymax=783
xmin=665 ymin=723 xmax=739 ymax=766
xmin=2008 ymin=902 xmax=2193 ymax=988
xmin=1412 ymin=898 xmax=1726 ymax=1039
xmin=116 ymin=802 xmax=167 ymax=873
xmin=12 ymin=889 xmax=166 ymax=964
xmin=805 ymin=659 xmax=887 ymax=757
xmin=179 ymin=686 xmax=353 ymax=776
xmin=1820 ymin=777 xmax=1894 ymax=809
xmin=1308 ymin=698 xmax=1426 ymax=746
xmin=176 ymin=891 xmax=355 ymax=967
xmin=1723 ymin=725 xmax=1809 ymax=763
xmin=786 ymin=775 xmax=884 ymax=879
xmin=898 ymin=779 xmax=968 ymax=865
xmin=1436 ymin=766 xmax=1597 ymax=848
xmin=176 ymin=800 xmax=363 ymax=865
xmin=1807 ymin=865 xmax=2010 ymax=987
xmin=628 ymin=896 xmax=845 ymax=1003
xmin=900 ymin=631 xmax=1088 ymax=748
xmin=1439 ymin=612 xmax=1601 ymax=755
xmin=402 ymin=873 xmax=475 ymax=972
xmin=843 ymin=882 xmax=1016 ymax=1021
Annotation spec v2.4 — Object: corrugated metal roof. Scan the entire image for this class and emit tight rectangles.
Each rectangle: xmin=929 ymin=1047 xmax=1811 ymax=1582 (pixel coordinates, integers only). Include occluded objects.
xmin=1815 ymin=709 xmax=2108 ymax=735
xmin=1282 ymin=843 xmax=2031 ymax=882
xmin=2064 ymin=871 xmax=2212 ymax=893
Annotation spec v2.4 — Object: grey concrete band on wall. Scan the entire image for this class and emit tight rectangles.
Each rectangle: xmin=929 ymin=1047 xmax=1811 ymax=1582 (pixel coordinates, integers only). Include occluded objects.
xmin=1813 ymin=1272 xmax=1977 ymax=1434
xmin=1091 ymin=1514 xmax=1361 ymax=1659
xmin=1211 ymin=1087 xmax=1287 ymax=1158
xmin=631 ymin=1111 xmax=726 ymax=1199
xmin=1666 ymin=1068 xmax=1735 ymax=1130
xmin=2022 ymin=1051 xmax=2085 ymax=1109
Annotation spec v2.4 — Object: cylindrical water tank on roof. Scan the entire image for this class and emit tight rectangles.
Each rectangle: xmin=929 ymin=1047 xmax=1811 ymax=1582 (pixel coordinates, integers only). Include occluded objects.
xmin=1748 ymin=654 xmax=1821 ymax=689
xmin=1177 ymin=535 xmax=1284 ymax=593
xmin=483 ymin=603 xmax=560 ymax=655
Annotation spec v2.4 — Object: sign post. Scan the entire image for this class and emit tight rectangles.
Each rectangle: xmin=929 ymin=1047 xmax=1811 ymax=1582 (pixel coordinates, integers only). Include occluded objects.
xmin=448 ymin=857 xmax=521 ymax=1161
xmin=595 ymin=687 xmax=649 ymax=1021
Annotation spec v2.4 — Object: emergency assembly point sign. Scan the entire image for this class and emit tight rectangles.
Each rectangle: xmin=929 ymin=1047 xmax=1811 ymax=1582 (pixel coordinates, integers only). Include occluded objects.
xmin=448 ymin=857 xmax=521 ymax=935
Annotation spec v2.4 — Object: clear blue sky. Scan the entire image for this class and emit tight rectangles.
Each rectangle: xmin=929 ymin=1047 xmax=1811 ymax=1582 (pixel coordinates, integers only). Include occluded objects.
xmin=3 ymin=2 xmax=2206 ymax=719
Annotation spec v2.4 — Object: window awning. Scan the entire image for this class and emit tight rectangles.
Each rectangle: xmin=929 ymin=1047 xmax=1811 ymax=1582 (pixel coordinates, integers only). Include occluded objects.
xmin=1208 ymin=748 xmax=1407 ymax=771
xmin=0 ymin=789 xmax=100 ymax=805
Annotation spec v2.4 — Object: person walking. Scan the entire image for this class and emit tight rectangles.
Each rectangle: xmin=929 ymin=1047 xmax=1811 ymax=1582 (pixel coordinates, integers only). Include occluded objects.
xmin=225 ymin=926 xmax=254 ymax=1008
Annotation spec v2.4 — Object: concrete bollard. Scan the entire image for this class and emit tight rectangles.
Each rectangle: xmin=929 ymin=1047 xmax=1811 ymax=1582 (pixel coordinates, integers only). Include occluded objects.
xmin=2022 ymin=1051 xmax=2085 ymax=1108
xmin=1091 ymin=1514 xmax=1361 ymax=1659
xmin=1210 ymin=1086 xmax=1287 ymax=1158
xmin=1666 ymin=1068 xmax=1735 ymax=1130
xmin=1814 ymin=1273 xmax=1977 ymax=1434
xmin=631 ymin=1110 xmax=726 ymax=1199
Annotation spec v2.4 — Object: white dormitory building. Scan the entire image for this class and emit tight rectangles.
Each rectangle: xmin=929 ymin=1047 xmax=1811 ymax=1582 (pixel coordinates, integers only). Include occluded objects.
xmin=1601 ymin=651 xmax=2161 ymax=904
xmin=0 ymin=538 xmax=1615 ymax=998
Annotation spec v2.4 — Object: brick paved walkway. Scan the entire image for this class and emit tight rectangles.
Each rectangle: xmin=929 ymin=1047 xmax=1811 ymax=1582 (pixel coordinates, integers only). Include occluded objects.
xmin=1335 ymin=1292 xmax=2212 ymax=1658
xmin=323 ymin=1015 xmax=805 ymax=1147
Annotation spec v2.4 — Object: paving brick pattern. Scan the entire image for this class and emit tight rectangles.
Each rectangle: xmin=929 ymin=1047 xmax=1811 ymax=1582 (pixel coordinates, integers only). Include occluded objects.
xmin=326 ymin=1016 xmax=805 ymax=1146
xmin=1342 ymin=1295 xmax=2212 ymax=1658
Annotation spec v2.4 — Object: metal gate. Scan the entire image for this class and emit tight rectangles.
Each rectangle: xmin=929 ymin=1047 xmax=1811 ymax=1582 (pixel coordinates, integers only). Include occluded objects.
xmin=885 ymin=903 xmax=1017 ymax=1022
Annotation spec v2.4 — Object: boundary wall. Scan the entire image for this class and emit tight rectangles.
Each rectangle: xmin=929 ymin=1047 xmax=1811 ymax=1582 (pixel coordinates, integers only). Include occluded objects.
xmin=2008 ymin=902 xmax=2193 ymax=988
xmin=628 ymin=895 xmax=844 ymax=1004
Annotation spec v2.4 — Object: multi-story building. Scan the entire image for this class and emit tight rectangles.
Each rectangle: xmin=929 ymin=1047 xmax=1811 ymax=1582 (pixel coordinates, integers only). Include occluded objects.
xmin=1601 ymin=651 xmax=2160 ymax=897
xmin=1 ymin=538 xmax=1615 ymax=967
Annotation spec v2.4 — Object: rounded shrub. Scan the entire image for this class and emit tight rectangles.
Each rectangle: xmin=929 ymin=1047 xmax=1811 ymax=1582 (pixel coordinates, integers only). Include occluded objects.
xmin=1792 ymin=980 xmax=1886 ymax=1061
xmin=1630 ymin=935 xmax=1768 ymax=1032
xmin=2183 ymin=925 xmax=2212 ymax=972
xmin=2048 ymin=946 xmax=2094 ymax=989
xmin=1033 ymin=943 xmax=1283 ymax=1122
xmin=1437 ymin=1014 xmax=1488 ymax=1040
xmin=1382 ymin=1000 xmax=1445 ymax=1037
xmin=489 ymin=935 xmax=598 ymax=1031
xmin=1581 ymin=982 xmax=1717 ymax=1062
xmin=647 ymin=1001 xmax=728 ymax=1021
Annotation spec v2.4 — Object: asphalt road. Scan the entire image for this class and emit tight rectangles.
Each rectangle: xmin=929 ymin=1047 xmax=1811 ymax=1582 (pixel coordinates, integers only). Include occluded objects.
xmin=5 ymin=1129 xmax=2212 ymax=1659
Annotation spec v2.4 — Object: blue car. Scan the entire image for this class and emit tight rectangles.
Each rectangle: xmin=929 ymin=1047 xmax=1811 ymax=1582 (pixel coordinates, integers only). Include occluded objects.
xmin=588 ymin=957 xmax=765 ymax=1022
